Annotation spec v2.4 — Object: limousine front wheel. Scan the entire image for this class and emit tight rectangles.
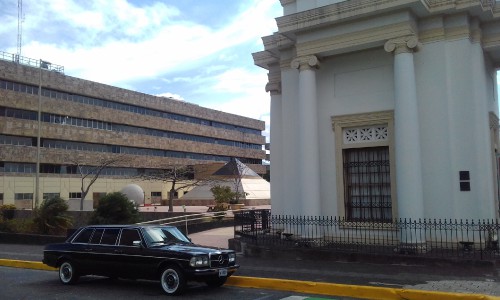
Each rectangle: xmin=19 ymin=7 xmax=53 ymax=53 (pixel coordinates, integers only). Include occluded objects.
xmin=160 ymin=267 xmax=185 ymax=295
xmin=59 ymin=261 xmax=79 ymax=285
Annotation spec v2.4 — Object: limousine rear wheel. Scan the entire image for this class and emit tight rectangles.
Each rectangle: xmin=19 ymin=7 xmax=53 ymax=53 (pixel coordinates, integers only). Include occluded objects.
xmin=160 ymin=266 xmax=185 ymax=295
xmin=59 ymin=261 xmax=79 ymax=285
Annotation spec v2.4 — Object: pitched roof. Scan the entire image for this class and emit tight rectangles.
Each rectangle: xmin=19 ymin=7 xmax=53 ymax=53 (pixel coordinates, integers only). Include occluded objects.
xmin=212 ymin=158 xmax=259 ymax=178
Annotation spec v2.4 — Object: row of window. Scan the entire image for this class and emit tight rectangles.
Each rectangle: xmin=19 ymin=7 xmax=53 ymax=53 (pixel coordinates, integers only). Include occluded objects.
xmin=0 ymin=191 xmax=179 ymax=202
xmin=0 ymin=107 xmax=262 ymax=150
xmin=0 ymin=134 xmax=261 ymax=165
xmin=0 ymin=161 xmax=259 ymax=177
xmin=0 ymin=78 xmax=262 ymax=136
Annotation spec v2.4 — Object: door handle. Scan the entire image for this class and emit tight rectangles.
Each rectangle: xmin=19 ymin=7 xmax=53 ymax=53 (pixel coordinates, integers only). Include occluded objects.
xmin=84 ymin=248 xmax=93 ymax=252
xmin=114 ymin=250 xmax=123 ymax=254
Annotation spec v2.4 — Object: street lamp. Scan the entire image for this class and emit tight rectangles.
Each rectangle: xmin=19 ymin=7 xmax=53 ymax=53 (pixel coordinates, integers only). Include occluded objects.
xmin=35 ymin=59 xmax=50 ymax=209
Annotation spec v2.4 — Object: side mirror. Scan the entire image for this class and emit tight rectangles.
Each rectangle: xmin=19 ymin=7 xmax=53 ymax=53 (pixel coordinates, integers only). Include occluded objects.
xmin=132 ymin=240 xmax=142 ymax=248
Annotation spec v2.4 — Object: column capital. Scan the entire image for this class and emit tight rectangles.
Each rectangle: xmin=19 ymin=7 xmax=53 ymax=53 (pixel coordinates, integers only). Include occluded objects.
xmin=384 ymin=36 xmax=421 ymax=55
xmin=291 ymin=55 xmax=320 ymax=71
xmin=266 ymin=81 xmax=282 ymax=95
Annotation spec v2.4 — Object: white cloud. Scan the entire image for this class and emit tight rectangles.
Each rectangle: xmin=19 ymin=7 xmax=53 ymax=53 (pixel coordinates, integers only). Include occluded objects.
xmin=156 ymin=92 xmax=185 ymax=101
xmin=18 ymin=0 xmax=279 ymax=86
xmin=4 ymin=0 xmax=281 ymax=139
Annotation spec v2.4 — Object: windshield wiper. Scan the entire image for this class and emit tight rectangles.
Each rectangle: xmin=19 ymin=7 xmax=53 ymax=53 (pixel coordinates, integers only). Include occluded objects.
xmin=150 ymin=241 xmax=165 ymax=245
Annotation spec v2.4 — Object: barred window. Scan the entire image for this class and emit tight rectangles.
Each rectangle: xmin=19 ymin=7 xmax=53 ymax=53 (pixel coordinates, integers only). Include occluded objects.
xmin=343 ymin=146 xmax=392 ymax=222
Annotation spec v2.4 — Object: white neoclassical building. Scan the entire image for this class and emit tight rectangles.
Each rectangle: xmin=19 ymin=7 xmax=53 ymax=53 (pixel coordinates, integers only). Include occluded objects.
xmin=254 ymin=0 xmax=500 ymax=221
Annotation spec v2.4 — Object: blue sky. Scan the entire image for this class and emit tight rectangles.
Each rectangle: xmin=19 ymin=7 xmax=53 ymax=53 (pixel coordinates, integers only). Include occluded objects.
xmin=0 ymin=0 xmax=281 ymax=140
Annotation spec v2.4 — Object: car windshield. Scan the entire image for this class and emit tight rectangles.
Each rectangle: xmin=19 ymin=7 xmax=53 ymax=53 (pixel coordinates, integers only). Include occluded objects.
xmin=142 ymin=226 xmax=191 ymax=245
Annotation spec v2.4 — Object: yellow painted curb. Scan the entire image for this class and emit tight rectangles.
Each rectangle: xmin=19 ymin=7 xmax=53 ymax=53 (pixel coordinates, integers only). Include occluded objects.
xmin=226 ymin=276 xmax=500 ymax=300
xmin=0 ymin=259 xmax=56 ymax=271
xmin=0 ymin=259 xmax=497 ymax=300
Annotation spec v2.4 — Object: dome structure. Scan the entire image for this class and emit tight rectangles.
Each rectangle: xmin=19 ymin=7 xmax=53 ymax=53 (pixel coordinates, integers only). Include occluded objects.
xmin=120 ymin=184 xmax=144 ymax=205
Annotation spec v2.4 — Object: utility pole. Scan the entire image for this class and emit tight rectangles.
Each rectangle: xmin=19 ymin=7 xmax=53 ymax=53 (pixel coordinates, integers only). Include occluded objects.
xmin=16 ymin=0 xmax=23 ymax=60
xmin=35 ymin=59 xmax=42 ymax=209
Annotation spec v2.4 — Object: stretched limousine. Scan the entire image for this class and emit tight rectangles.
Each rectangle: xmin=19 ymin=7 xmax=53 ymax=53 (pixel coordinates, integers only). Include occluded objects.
xmin=43 ymin=224 xmax=239 ymax=295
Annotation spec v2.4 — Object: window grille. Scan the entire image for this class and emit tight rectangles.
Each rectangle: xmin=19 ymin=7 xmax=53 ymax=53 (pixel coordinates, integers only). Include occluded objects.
xmin=343 ymin=146 xmax=392 ymax=222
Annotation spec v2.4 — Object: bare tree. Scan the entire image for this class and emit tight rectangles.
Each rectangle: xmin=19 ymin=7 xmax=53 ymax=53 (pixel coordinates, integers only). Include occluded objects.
xmin=137 ymin=164 xmax=216 ymax=212
xmin=70 ymin=155 xmax=128 ymax=211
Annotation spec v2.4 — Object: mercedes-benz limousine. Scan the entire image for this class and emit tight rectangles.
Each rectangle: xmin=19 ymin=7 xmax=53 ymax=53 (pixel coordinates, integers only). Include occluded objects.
xmin=43 ymin=225 xmax=239 ymax=295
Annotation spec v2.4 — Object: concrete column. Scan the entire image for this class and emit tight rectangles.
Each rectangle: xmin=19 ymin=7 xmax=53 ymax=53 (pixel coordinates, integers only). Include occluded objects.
xmin=385 ymin=36 xmax=426 ymax=249
xmin=291 ymin=55 xmax=321 ymax=217
xmin=266 ymin=81 xmax=284 ymax=215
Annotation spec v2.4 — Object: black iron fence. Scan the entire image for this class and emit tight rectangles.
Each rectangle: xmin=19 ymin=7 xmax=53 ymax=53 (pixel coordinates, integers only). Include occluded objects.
xmin=234 ymin=210 xmax=500 ymax=260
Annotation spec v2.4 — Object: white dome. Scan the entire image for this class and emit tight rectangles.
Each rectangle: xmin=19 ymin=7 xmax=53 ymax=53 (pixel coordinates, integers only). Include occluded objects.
xmin=120 ymin=184 xmax=144 ymax=205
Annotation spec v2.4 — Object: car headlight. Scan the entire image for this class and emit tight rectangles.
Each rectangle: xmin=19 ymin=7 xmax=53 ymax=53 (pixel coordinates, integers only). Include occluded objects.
xmin=189 ymin=255 xmax=209 ymax=267
xmin=228 ymin=253 xmax=236 ymax=263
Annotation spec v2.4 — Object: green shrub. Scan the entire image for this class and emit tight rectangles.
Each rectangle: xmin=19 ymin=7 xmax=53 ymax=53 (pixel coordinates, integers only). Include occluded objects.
xmin=0 ymin=204 xmax=17 ymax=220
xmin=33 ymin=196 xmax=72 ymax=235
xmin=90 ymin=192 xmax=139 ymax=225
xmin=210 ymin=185 xmax=235 ymax=211
xmin=0 ymin=218 xmax=35 ymax=233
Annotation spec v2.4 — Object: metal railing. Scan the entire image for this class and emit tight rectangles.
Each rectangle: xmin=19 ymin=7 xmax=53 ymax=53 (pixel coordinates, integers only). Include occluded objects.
xmin=0 ymin=51 xmax=64 ymax=73
xmin=137 ymin=208 xmax=245 ymax=235
xmin=234 ymin=210 xmax=500 ymax=260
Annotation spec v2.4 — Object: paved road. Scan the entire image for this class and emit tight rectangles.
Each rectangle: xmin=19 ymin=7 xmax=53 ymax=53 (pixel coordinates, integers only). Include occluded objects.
xmin=0 ymin=266 xmax=356 ymax=300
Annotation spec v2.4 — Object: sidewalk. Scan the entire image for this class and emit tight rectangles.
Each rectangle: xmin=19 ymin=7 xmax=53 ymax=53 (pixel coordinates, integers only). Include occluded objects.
xmin=190 ymin=227 xmax=500 ymax=297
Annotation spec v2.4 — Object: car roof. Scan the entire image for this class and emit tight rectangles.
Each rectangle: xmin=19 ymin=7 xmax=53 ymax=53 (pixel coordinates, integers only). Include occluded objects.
xmin=82 ymin=224 xmax=176 ymax=229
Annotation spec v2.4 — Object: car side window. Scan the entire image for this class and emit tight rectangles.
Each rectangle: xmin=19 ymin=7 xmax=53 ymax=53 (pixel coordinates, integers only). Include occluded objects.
xmin=90 ymin=228 xmax=104 ymax=244
xmin=119 ymin=229 xmax=141 ymax=246
xmin=73 ymin=228 xmax=94 ymax=243
xmin=100 ymin=228 xmax=120 ymax=245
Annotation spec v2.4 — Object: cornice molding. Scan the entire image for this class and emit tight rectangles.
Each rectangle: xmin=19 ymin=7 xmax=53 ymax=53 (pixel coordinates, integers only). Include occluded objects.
xmin=253 ymin=51 xmax=279 ymax=69
xmin=265 ymin=81 xmax=282 ymax=95
xmin=331 ymin=110 xmax=394 ymax=131
xmin=489 ymin=111 xmax=499 ymax=129
xmin=280 ymin=0 xmax=295 ymax=6
xmin=276 ymin=0 xmax=498 ymax=35
xmin=296 ymin=21 xmax=413 ymax=57
xmin=384 ymin=35 xmax=421 ymax=54
xmin=291 ymin=55 xmax=320 ymax=71
xmin=280 ymin=58 xmax=293 ymax=70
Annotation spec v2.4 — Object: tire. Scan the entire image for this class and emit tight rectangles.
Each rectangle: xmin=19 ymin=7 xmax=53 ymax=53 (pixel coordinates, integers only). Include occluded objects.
xmin=205 ymin=277 xmax=227 ymax=288
xmin=160 ymin=267 xmax=186 ymax=295
xmin=58 ymin=261 xmax=79 ymax=285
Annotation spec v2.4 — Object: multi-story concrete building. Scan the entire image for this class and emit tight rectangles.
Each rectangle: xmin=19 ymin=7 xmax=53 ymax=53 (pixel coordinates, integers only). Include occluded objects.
xmin=255 ymin=0 xmax=500 ymax=221
xmin=0 ymin=52 xmax=266 ymax=210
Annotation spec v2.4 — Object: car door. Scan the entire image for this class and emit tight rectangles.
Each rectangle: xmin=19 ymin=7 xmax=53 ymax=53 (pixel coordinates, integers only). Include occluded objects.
xmin=91 ymin=228 xmax=121 ymax=277
xmin=69 ymin=227 xmax=96 ymax=274
xmin=114 ymin=228 xmax=152 ymax=279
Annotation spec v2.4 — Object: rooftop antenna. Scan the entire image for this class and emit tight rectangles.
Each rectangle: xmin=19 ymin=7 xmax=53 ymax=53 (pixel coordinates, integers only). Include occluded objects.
xmin=16 ymin=0 xmax=24 ymax=60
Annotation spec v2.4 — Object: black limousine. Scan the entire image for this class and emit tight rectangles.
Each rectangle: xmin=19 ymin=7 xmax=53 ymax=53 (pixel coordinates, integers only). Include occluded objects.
xmin=43 ymin=225 xmax=239 ymax=295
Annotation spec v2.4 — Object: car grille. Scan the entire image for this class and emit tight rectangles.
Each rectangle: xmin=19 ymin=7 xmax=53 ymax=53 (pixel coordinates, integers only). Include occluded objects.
xmin=209 ymin=253 xmax=229 ymax=268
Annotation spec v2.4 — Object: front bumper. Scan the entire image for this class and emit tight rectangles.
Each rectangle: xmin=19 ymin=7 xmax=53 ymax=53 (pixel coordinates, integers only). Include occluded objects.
xmin=186 ymin=264 xmax=239 ymax=279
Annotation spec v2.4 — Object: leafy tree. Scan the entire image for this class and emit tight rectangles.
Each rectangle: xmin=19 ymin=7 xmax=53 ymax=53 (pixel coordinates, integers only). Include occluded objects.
xmin=33 ymin=196 xmax=72 ymax=235
xmin=210 ymin=185 xmax=235 ymax=211
xmin=90 ymin=192 xmax=139 ymax=225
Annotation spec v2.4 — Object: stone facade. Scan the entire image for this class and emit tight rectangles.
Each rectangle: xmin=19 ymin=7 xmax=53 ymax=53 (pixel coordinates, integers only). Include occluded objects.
xmin=0 ymin=57 xmax=267 ymax=209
